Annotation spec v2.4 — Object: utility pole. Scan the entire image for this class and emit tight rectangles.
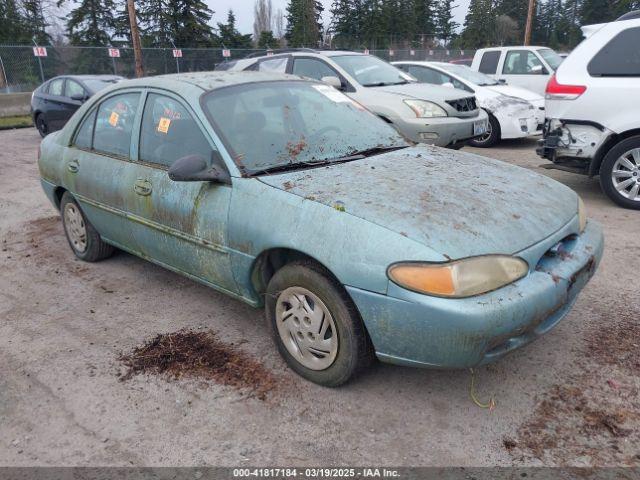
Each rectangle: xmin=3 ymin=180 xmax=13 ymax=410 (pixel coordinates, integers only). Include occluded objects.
xmin=524 ymin=0 xmax=536 ymax=45
xmin=128 ymin=0 xmax=144 ymax=78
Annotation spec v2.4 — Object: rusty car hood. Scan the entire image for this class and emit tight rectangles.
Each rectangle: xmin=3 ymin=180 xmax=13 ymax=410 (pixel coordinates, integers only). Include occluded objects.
xmin=257 ymin=145 xmax=578 ymax=259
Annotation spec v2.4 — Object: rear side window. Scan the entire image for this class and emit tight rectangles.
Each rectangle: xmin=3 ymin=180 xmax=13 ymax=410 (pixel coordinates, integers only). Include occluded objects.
xmin=93 ymin=93 xmax=140 ymax=158
xmin=255 ymin=57 xmax=288 ymax=72
xmin=65 ymin=80 xmax=85 ymax=98
xmin=478 ymin=51 xmax=500 ymax=74
xmin=588 ymin=27 xmax=640 ymax=77
xmin=139 ymin=93 xmax=213 ymax=167
xmin=73 ymin=109 xmax=97 ymax=149
xmin=48 ymin=79 xmax=65 ymax=96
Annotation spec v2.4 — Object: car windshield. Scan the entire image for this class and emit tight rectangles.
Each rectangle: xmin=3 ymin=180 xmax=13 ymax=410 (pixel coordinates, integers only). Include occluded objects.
xmin=538 ymin=49 xmax=563 ymax=71
xmin=83 ymin=79 xmax=120 ymax=93
xmin=332 ymin=55 xmax=414 ymax=87
xmin=202 ymin=81 xmax=408 ymax=175
xmin=438 ymin=64 xmax=498 ymax=86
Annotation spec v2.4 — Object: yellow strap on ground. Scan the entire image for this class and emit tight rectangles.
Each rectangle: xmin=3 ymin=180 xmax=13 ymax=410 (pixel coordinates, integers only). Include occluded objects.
xmin=469 ymin=368 xmax=496 ymax=410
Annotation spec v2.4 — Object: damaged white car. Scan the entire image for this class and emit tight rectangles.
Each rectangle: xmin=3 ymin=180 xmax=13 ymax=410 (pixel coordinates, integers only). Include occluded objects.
xmin=394 ymin=61 xmax=544 ymax=147
xmin=537 ymin=11 xmax=640 ymax=209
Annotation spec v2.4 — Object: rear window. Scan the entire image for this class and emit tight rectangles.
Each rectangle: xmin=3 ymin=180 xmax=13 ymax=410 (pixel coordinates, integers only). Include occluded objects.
xmin=588 ymin=27 xmax=640 ymax=77
xmin=478 ymin=51 xmax=500 ymax=74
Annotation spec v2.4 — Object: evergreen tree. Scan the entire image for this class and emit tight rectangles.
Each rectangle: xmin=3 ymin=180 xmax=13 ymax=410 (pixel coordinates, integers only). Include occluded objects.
xmin=257 ymin=30 xmax=277 ymax=48
xmin=22 ymin=0 xmax=51 ymax=44
xmin=457 ymin=0 xmax=494 ymax=48
xmin=165 ymin=0 xmax=215 ymax=47
xmin=435 ymin=0 xmax=458 ymax=46
xmin=580 ymin=0 xmax=614 ymax=25
xmin=136 ymin=0 xmax=172 ymax=47
xmin=493 ymin=0 xmax=529 ymax=37
xmin=285 ymin=0 xmax=323 ymax=47
xmin=0 ymin=0 xmax=29 ymax=43
xmin=218 ymin=10 xmax=253 ymax=48
xmin=65 ymin=0 xmax=117 ymax=46
xmin=414 ymin=0 xmax=436 ymax=45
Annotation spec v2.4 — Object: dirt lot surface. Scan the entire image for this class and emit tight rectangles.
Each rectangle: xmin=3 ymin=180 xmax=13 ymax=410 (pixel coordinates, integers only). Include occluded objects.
xmin=1 ymin=128 xmax=639 ymax=467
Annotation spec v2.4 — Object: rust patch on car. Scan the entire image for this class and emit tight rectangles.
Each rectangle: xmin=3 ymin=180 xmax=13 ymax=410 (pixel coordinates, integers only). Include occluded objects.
xmin=118 ymin=329 xmax=280 ymax=401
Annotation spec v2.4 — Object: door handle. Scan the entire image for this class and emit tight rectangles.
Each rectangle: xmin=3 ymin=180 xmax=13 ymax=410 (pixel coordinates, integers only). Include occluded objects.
xmin=133 ymin=178 xmax=152 ymax=196
xmin=67 ymin=159 xmax=79 ymax=173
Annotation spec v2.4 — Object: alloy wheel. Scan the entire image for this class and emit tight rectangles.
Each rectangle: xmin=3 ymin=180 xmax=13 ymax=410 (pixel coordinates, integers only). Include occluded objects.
xmin=611 ymin=148 xmax=640 ymax=202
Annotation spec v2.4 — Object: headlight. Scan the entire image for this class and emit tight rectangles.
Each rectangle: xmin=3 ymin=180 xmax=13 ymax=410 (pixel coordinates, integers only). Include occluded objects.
xmin=578 ymin=196 xmax=587 ymax=233
xmin=404 ymin=99 xmax=448 ymax=118
xmin=387 ymin=255 xmax=529 ymax=298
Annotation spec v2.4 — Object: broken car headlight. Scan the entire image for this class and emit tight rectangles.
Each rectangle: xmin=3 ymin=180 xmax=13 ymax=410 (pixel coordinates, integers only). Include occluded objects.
xmin=387 ymin=256 xmax=529 ymax=298
xmin=404 ymin=99 xmax=448 ymax=118
xmin=578 ymin=196 xmax=587 ymax=233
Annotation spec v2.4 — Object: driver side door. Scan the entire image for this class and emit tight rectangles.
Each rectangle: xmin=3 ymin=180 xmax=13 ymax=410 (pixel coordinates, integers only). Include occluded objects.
xmin=125 ymin=90 xmax=238 ymax=294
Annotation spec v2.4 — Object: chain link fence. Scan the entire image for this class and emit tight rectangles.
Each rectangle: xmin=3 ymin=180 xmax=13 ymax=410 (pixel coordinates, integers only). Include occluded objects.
xmin=0 ymin=45 xmax=475 ymax=94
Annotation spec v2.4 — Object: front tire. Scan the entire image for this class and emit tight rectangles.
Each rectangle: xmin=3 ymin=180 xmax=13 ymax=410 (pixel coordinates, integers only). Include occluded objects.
xmin=599 ymin=136 xmax=640 ymax=210
xmin=468 ymin=113 xmax=500 ymax=148
xmin=60 ymin=192 xmax=114 ymax=261
xmin=265 ymin=261 xmax=373 ymax=387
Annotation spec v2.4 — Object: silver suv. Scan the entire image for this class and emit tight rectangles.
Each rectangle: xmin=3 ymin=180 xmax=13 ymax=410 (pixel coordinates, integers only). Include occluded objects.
xmin=218 ymin=50 xmax=489 ymax=149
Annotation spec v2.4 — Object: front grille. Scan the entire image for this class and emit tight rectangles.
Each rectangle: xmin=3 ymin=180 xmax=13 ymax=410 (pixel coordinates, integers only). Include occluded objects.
xmin=446 ymin=97 xmax=477 ymax=112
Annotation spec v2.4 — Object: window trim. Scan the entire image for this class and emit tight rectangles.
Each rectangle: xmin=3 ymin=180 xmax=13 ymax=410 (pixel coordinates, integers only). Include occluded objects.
xmin=65 ymin=79 xmax=86 ymax=99
xmin=501 ymin=50 xmax=547 ymax=76
xmin=136 ymin=88 xmax=220 ymax=171
xmin=48 ymin=78 xmax=66 ymax=97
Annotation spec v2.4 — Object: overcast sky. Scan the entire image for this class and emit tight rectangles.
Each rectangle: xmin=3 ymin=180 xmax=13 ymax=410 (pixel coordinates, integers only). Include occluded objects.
xmin=206 ymin=0 xmax=472 ymax=35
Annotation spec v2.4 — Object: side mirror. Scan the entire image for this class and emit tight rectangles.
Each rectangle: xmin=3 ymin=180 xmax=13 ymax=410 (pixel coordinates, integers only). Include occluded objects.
xmin=321 ymin=76 xmax=342 ymax=90
xmin=531 ymin=64 xmax=546 ymax=75
xmin=70 ymin=93 xmax=87 ymax=102
xmin=442 ymin=82 xmax=455 ymax=89
xmin=168 ymin=152 xmax=231 ymax=184
xmin=498 ymin=79 xmax=507 ymax=84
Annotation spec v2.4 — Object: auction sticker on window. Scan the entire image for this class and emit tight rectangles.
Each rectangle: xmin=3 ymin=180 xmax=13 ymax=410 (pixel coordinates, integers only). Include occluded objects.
xmin=157 ymin=117 xmax=171 ymax=134
xmin=313 ymin=84 xmax=350 ymax=103
xmin=108 ymin=112 xmax=119 ymax=127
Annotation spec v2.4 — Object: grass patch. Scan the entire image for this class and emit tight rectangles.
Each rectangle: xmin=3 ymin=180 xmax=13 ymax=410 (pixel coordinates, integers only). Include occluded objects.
xmin=0 ymin=115 xmax=33 ymax=130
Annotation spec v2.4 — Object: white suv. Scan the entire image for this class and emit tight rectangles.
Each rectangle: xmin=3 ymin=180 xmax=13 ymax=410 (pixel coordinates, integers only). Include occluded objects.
xmin=537 ymin=11 xmax=640 ymax=209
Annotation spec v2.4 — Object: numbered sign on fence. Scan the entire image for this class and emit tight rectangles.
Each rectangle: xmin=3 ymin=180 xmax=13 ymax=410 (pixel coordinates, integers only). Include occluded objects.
xmin=32 ymin=47 xmax=47 ymax=57
xmin=172 ymin=49 xmax=183 ymax=58
xmin=363 ymin=49 xmax=369 ymax=55
xmin=222 ymin=49 xmax=231 ymax=58
xmin=108 ymin=48 xmax=120 ymax=58
xmin=266 ymin=50 xmax=274 ymax=56
xmin=389 ymin=49 xmax=395 ymax=57
xmin=409 ymin=49 xmax=415 ymax=56
xmin=428 ymin=50 xmax=434 ymax=56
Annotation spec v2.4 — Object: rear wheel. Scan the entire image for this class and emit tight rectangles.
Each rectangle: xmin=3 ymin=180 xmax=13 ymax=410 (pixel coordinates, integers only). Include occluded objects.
xmin=265 ymin=261 xmax=373 ymax=387
xmin=60 ymin=192 xmax=114 ymax=261
xmin=468 ymin=113 xmax=500 ymax=148
xmin=599 ymin=136 xmax=640 ymax=210
xmin=35 ymin=114 xmax=48 ymax=137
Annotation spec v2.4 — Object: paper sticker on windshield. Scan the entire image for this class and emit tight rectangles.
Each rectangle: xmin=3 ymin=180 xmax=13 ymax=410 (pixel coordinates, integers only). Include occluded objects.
xmin=313 ymin=84 xmax=350 ymax=103
xmin=108 ymin=111 xmax=119 ymax=127
xmin=157 ymin=117 xmax=171 ymax=134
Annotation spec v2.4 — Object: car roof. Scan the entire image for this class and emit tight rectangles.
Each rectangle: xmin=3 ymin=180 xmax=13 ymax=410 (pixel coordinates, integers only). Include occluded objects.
xmin=52 ymin=75 xmax=123 ymax=82
xmin=123 ymin=71 xmax=309 ymax=92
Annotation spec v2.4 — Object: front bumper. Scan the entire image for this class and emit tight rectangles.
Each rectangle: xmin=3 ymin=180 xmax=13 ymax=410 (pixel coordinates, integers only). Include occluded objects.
xmin=347 ymin=219 xmax=604 ymax=369
xmin=395 ymin=110 xmax=489 ymax=147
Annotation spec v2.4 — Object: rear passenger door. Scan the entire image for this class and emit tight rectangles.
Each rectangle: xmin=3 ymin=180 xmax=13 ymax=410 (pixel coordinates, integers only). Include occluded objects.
xmin=63 ymin=90 xmax=142 ymax=250
xmin=44 ymin=78 xmax=69 ymax=130
xmin=126 ymin=90 xmax=238 ymax=294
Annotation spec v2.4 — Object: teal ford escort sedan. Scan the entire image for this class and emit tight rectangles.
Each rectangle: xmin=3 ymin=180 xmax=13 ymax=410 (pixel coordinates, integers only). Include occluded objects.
xmin=37 ymin=71 xmax=603 ymax=386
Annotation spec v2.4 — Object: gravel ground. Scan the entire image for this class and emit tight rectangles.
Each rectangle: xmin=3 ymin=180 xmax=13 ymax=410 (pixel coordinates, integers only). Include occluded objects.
xmin=1 ymin=128 xmax=638 ymax=467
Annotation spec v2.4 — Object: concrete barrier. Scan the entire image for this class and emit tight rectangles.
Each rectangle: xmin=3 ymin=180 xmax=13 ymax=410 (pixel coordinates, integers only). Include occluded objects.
xmin=0 ymin=92 xmax=32 ymax=117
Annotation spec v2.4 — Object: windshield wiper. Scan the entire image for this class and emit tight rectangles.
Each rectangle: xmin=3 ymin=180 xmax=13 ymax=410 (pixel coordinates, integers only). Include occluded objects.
xmin=342 ymin=145 xmax=409 ymax=158
xmin=363 ymin=80 xmax=410 ymax=87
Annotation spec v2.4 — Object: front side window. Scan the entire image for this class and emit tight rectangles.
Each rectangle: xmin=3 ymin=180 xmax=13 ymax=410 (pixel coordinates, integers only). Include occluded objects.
xmin=202 ymin=81 xmax=408 ymax=175
xmin=478 ymin=51 xmax=500 ymax=74
xmin=139 ymin=93 xmax=213 ymax=167
xmin=439 ymin=64 xmax=498 ymax=86
xmin=503 ymin=51 xmax=545 ymax=75
xmin=93 ymin=93 xmax=140 ymax=158
xmin=48 ymin=79 xmax=64 ymax=96
xmin=73 ymin=109 xmax=97 ymax=149
xmin=292 ymin=58 xmax=340 ymax=81
xmin=588 ymin=27 xmax=640 ymax=77
xmin=332 ymin=55 xmax=412 ymax=87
